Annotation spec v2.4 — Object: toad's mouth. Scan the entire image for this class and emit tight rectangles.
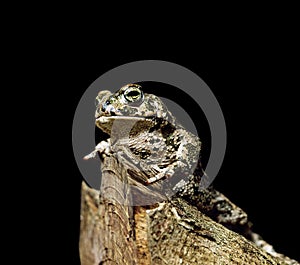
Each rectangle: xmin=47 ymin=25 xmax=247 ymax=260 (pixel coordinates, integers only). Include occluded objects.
xmin=96 ymin=115 xmax=152 ymax=124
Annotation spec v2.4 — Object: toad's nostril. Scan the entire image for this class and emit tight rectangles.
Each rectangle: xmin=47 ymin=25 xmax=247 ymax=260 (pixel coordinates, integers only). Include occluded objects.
xmin=101 ymin=100 xmax=109 ymax=112
xmin=101 ymin=103 xmax=117 ymax=115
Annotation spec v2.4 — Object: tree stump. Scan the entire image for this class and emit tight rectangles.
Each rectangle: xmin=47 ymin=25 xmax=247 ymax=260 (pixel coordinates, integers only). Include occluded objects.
xmin=80 ymin=156 xmax=299 ymax=265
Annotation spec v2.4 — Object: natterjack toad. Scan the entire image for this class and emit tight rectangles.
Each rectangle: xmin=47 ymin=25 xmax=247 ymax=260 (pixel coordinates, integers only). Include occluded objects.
xmin=86 ymin=84 xmax=201 ymax=192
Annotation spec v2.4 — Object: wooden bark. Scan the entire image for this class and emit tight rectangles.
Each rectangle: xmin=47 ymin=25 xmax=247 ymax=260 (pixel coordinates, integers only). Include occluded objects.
xmin=80 ymin=156 xmax=299 ymax=265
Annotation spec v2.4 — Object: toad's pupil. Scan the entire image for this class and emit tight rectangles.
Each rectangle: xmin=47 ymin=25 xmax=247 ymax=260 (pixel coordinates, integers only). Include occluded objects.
xmin=126 ymin=90 xmax=140 ymax=98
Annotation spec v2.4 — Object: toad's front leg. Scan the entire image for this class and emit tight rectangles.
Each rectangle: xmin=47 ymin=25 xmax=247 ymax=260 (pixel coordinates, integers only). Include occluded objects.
xmin=83 ymin=139 xmax=112 ymax=160
xmin=146 ymin=167 xmax=175 ymax=184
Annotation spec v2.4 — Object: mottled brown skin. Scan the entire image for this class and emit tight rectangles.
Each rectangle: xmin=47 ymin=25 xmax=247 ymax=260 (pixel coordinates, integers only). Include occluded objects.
xmin=86 ymin=83 xmax=251 ymax=236
xmin=94 ymin=84 xmax=200 ymax=187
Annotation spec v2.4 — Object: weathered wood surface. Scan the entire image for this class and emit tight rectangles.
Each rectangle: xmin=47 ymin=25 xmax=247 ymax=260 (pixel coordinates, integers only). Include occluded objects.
xmin=80 ymin=157 xmax=137 ymax=264
xmin=80 ymin=156 xmax=299 ymax=265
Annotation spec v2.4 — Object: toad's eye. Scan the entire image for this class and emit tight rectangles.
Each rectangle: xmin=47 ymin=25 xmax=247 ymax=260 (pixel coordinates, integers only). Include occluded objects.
xmin=124 ymin=87 xmax=144 ymax=103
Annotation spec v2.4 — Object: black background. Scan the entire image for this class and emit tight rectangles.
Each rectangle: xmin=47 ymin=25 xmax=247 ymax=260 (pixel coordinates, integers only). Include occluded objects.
xmin=32 ymin=28 xmax=298 ymax=264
